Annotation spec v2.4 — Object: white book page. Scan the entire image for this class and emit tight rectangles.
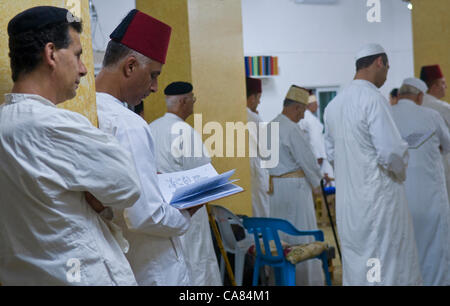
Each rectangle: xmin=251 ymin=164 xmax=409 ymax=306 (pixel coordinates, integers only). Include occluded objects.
xmin=171 ymin=183 xmax=244 ymax=210
xmin=157 ymin=163 xmax=218 ymax=204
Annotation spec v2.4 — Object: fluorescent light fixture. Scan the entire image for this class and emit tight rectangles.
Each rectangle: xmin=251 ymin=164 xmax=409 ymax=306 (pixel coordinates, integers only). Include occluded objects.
xmin=294 ymin=0 xmax=337 ymax=4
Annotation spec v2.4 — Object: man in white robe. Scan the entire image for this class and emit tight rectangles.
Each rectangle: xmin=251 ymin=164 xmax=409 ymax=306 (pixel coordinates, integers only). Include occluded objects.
xmin=267 ymin=85 xmax=325 ymax=286
xmin=149 ymin=81 xmax=222 ymax=286
xmin=420 ymin=65 xmax=450 ymax=203
xmin=299 ymin=95 xmax=334 ymax=182
xmin=0 ymin=7 xmax=140 ymax=285
xmin=324 ymin=43 xmax=422 ymax=285
xmin=246 ymin=77 xmax=270 ymax=217
xmin=95 ymin=10 xmax=199 ymax=285
xmin=390 ymin=78 xmax=450 ymax=285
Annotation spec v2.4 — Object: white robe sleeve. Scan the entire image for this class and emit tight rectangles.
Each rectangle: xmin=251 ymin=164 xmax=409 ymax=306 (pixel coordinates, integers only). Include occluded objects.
xmin=290 ymin=126 xmax=322 ymax=188
xmin=113 ymin=122 xmax=190 ymax=238
xmin=433 ymin=111 xmax=450 ymax=154
xmin=367 ymin=96 xmax=409 ymax=181
xmin=47 ymin=112 xmax=141 ymax=209
xmin=324 ymin=110 xmax=335 ymax=165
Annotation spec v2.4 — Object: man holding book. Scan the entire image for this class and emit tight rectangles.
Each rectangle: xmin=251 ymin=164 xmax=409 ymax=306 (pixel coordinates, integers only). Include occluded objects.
xmin=94 ymin=10 xmax=198 ymax=285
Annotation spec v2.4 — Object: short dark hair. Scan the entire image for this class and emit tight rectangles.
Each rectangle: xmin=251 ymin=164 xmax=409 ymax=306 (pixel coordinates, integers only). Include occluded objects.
xmin=356 ymin=53 xmax=388 ymax=71
xmin=103 ymin=40 xmax=131 ymax=67
xmin=134 ymin=101 xmax=144 ymax=115
xmin=390 ymin=88 xmax=398 ymax=98
xmin=8 ymin=20 xmax=82 ymax=82
xmin=102 ymin=40 xmax=151 ymax=68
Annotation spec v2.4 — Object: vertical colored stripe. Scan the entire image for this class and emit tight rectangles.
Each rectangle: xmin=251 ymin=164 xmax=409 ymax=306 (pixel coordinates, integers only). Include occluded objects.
xmin=258 ymin=56 xmax=263 ymax=76
xmin=274 ymin=56 xmax=278 ymax=75
xmin=244 ymin=57 xmax=249 ymax=76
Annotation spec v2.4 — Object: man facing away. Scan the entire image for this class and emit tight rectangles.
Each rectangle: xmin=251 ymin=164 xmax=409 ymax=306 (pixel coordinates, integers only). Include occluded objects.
xmin=95 ymin=10 xmax=199 ymax=285
xmin=267 ymin=85 xmax=325 ymax=286
xmin=324 ymin=43 xmax=422 ymax=285
xmin=390 ymin=77 xmax=450 ymax=286
xmin=246 ymin=77 xmax=270 ymax=218
xmin=420 ymin=65 xmax=450 ymax=204
xmin=0 ymin=6 xmax=141 ymax=285
xmin=149 ymin=81 xmax=222 ymax=286
xmin=299 ymin=94 xmax=334 ymax=182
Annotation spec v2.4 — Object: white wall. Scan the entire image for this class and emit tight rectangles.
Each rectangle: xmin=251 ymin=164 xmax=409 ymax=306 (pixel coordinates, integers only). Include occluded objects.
xmin=90 ymin=0 xmax=136 ymax=52
xmin=242 ymin=0 xmax=414 ymax=122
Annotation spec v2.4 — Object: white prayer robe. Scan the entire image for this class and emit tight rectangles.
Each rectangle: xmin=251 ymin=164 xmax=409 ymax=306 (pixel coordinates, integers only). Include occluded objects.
xmin=299 ymin=109 xmax=334 ymax=179
xmin=267 ymin=113 xmax=325 ymax=286
xmin=247 ymin=108 xmax=270 ymax=217
xmin=0 ymin=94 xmax=139 ymax=285
xmin=324 ymin=80 xmax=422 ymax=285
xmin=391 ymin=99 xmax=450 ymax=285
xmin=96 ymin=93 xmax=191 ymax=286
xmin=422 ymin=93 xmax=450 ymax=204
xmin=149 ymin=112 xmax=222 ymax=286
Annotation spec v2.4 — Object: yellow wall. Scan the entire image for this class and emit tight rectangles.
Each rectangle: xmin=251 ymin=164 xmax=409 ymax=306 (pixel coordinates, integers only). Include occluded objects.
xmin=137 ymin=0 xmax=192 ymax=124
xmin=411 ymin=0 xmax=450 ymax=103
xmin=0 ymin=0 xmax=97 ymax=125
xmin=137 ymin=0 xmax=252 ymax=215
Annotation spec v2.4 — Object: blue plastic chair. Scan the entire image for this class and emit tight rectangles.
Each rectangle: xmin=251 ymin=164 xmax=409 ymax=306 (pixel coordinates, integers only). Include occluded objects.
xmin=243 ymin=217 xmax=332 ymax=286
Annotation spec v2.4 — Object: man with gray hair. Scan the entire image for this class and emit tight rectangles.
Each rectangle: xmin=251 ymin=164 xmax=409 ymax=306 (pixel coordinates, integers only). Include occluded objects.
xmin=95 ymin=10 xmax=198 ymax=285
xmin=150 ymin=81 xmax=222 ymax=286
xmin=391 ymin=77 xmax=450 ymax=286
xmin=267 ymin=85 xmax=326 ymax=286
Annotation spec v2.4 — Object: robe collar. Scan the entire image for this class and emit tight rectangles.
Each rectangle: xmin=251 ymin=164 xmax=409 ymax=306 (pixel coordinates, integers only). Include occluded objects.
xmin=96 ymin=92 xmax=128 ymax=107
xmin=352 ymin=79 xmax=380 ymax=91
xmin=4 ymin=93 xmax=56 ymax=107
xmin=164 ymin=112 xmax=184 ymax=122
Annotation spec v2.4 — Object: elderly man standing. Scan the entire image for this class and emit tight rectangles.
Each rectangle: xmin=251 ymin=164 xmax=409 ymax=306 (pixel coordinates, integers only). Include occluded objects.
xmin=246 ymin=77 xmax=270 ymax=218
xmin=149 ymin=81 xmax=222 ymax=286
xmin=420 ymin=65 xmax=450 ymax=203
xmin=0 ymin=6 xmax=141 ymax=285
xmin=95 ymin=10 xmax=197 ymax=285
xmin=391 ymin=78 xmax=450 ymax=286
xmin=267 ymin=85 xmax=325 ymax=286
xmin=299 ymin=94 xmax=334 ymax=182
xmin=324 ymin=44 xmax=422 ymax=285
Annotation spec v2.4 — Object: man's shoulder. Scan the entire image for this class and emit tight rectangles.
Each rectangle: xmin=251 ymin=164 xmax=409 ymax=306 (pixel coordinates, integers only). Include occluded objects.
xmin=150 ymin=114 xmax=191 ymax=131
xmin=97 ymin=93 xmax=148 ymax=128
xmin=424 ymin=94 xmax=450 ymax=109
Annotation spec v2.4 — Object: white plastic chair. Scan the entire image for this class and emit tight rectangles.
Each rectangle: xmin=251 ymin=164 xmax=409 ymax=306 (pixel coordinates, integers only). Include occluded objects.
xmin=209 ymin=205 xmax=254 ymax=286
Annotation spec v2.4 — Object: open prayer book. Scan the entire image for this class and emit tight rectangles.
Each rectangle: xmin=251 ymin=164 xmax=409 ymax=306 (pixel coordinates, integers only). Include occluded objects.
xmin=157 ymin=163 xmax=244 ymax=210
xmin=403 ymin=130 xmax=435 ymax=149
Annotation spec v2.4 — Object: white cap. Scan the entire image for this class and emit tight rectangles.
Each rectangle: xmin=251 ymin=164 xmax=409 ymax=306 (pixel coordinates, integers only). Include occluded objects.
xmin=355 ymin=43 xmax=386 ymax=61
xmin=402 ymin=77 xmax=428 ymax=94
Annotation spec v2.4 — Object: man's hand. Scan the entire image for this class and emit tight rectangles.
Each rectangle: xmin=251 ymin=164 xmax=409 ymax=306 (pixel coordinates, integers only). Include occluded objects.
xmin=85 ymin=192 xmax=106 ymax=213
xmin=186 ymin=204 xmax=204 ymax=216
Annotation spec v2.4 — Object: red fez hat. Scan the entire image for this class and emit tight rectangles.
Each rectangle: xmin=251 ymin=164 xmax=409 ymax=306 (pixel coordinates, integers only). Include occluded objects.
xmin=110 ymin=10 xmax=171 ymax=64
xmin=246 ymin=77 xmax=262 ymax=96
xmin=420 ymin=65 xmax=444 ymax=83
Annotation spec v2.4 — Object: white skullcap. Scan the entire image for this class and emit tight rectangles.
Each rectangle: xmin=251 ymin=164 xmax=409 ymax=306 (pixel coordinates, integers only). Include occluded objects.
xmin=355 ymin=43 xmax=386 ymax=61
xmin=402 ymin=77 xmax=428 ymax=94
xmin=308 ymin=95 xmax=318 ymax=104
